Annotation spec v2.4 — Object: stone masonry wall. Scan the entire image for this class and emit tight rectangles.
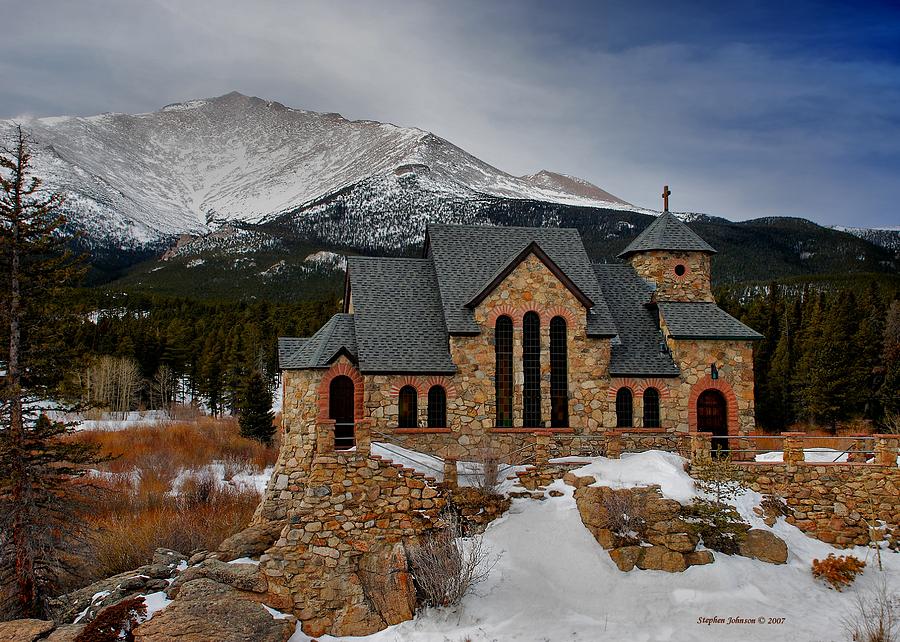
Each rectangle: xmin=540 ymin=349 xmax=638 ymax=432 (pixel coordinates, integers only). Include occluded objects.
xmin=734 ymin=462 xmax=899 ymax=547
xmin=661 ymin=319 xmax=756 ymax=436
xmin=261 ymin=448 xmax=445 ymax=637
xmin=629 ymin=250 xmax=713 ymax=302
xmin=256 ymin=368 xmax=323 ymax=521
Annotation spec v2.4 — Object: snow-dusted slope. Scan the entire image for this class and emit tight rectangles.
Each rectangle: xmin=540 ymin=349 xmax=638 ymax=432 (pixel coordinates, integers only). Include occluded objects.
xmin=2 ymin=92 xmax=635 ymax=246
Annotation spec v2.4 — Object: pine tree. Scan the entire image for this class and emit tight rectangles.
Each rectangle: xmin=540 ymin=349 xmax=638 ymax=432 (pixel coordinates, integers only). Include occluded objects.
xmin=238 ymin=369 xmax=275 ymax=444
xmin=0 ymin=127 xmax=102 ymax=617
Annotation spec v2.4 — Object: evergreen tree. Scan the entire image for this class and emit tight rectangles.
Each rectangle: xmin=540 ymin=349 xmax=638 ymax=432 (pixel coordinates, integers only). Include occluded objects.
xmin=238 ymin=369 xmax=275 ymax=444
xmin=0 ymin=127 xmax=102 ymax=617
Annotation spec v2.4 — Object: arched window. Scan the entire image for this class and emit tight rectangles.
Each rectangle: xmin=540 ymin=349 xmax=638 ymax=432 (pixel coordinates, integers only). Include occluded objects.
xmin=495 ymin=316 xmax=513 ymax=427
xmin=615 ymin=388 xmax=633 ymax=428
xmin=329 ymin=375 xmax=355 ymax=450
xmin=643 ymin=387 xmax=660 ymax=428
xmin=427 ymin=385 xmax=447 ymax=428
xmin=523 ymin=311 xmax=541 ymax=428
xmin=398 ymin=385 xmax=418 ymax=428
xmin=550 ymin=316 xmax=568 ymax=428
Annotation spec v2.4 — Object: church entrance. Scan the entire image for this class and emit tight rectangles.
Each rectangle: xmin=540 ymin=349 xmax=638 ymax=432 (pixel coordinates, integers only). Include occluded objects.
xmin=329 ymin=375 xmax=355 ymax=450
xmin=697 ymin=389 xmax=728 ymax=455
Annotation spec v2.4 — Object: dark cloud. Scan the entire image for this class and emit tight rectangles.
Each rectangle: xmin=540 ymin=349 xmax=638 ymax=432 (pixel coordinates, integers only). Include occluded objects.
xmin=2 ymin=0 xmax=899 ymax=226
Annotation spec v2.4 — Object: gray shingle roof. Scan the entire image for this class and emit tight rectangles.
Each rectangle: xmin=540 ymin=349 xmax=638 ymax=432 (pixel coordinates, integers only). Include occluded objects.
xmin=593 ymin=264 xmax=680 ymax=377
xmin=618 ymin=213 xmax=716 ymax=258
xmin=278 ymin=314 xmax=357 ymax=368
xmin=347 ymin=256 xmax=456 ymax=373
xmin=426 ymin=224 xmax=617 ymax=336
xmin=658 ymin=302 xmax=764 ymax=340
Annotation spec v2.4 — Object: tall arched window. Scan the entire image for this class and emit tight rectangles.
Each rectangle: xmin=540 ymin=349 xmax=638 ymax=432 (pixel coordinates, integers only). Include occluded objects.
xmin=495 ymin=316 xmax=513 ymax=427
xmin=427 ymin=385 xmax=447 ymax=428
xmin=643 ymin=387 xmax=660 ymax=428
xmin=615 ymin=388 xmax=633 ymax=428
xmin=398 ymin=385 xmax=417 ymax=428
xmin=550 ymin=316 xmax=568 ymax=428
xmin=523 ymin=311 xmax=541 ymax=428
xmin=329 ymin=375 xmax=355 ymax=450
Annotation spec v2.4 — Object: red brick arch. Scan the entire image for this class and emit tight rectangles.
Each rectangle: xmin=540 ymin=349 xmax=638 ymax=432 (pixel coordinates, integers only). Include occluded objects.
xmin=688 ymin=375 xmax=740 ymax=435
xmin=634 ymin=378 xmax=672 ymax=398
xmin=543 ymin=306 xmax=577 ymax=327
xmin=486 ymin=305 xmax=521 ymax=328
xmin=317 ymin=361 xmax=364 ymax=422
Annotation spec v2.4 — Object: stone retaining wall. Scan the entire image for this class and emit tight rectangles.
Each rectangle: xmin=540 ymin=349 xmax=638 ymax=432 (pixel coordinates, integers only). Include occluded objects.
xmin=261 ymin=447 xmax=445 ymax=637
xmin=734 ymin=462 xmax=899 ymax=547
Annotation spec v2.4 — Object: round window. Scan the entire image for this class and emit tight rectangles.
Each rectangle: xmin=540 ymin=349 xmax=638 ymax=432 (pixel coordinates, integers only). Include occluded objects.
xmin=674 ymin=264 xmax=686 ymax=276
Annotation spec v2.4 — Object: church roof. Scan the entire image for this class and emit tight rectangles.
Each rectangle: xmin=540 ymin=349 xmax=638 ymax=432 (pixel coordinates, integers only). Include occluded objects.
xmin=345 ymin=257 xmax=456 ymax=373
xmin=426 ymin=224 xmax=617 ymax=337
xmin=617 ymin=213 xmax=716 ymax=258
xmin=658 ymin=302 xmax=763 ymax=340
xmin=592 ymin=264 xmax=679 ymax=377
xmin=277 ymin=314 xmax=357 ymax=369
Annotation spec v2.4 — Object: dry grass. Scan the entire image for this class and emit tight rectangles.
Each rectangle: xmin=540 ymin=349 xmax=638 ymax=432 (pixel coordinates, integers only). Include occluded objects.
xmin=63 ymin=418 xmax=278 ymax=586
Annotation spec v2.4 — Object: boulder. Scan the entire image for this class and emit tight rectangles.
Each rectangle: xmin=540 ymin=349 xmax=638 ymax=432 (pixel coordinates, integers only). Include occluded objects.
xmin=133 ymin=579 xmax=295 ymax=642
xmin=44 ymin=624 xmax=85 ymax=642
xmin=153 ymin=548 xmax=187 ymax=567
xmin=0 ymin=619 xmax=55 ymax=642
xmin=684 ymin=550 xmax=715 ymax=567
xmin=168 ymin=559 xmax=267 ymax=599
xmin=647 ymin=532 xmax=699 ymax=553
xmin=608 ymin=546 xmax=644 ymax=572
xmin=589 ymin=527 xmax=619 ymax=550
xmin=738 ymin=529 xmax=788 ymax=564
xmin=217 ymin=521 xmax=286 ymax=562
xmin=636 ymin=546 xmax=687 ymax=573
xmin=358 ymin=542 xmax=416 ymax=627
xmin=563 ymin=472 xmax=595 ymax=488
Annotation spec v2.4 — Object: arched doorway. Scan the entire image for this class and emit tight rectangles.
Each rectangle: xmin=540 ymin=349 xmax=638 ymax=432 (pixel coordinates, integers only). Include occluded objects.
xmin=697 ymin=389 xmax=728 ymax=454
xmin=329 ymin=375 xmax=355 ymax=450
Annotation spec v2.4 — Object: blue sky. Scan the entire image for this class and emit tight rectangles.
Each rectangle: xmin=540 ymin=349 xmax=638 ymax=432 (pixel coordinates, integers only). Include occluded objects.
xmin=2 ymin=0 xmax=899 ymax=227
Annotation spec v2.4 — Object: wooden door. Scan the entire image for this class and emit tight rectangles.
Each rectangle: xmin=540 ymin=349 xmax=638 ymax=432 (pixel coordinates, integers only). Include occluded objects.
xmin=697 ymin=389 xmax=728 ymax=454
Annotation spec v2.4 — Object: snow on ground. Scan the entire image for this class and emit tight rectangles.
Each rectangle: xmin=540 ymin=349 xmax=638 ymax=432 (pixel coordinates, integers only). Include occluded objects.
xmin=289 ymin=450 xmax=899 ymax=642
xmin=170 ymin=462 xmax=274 ymax=495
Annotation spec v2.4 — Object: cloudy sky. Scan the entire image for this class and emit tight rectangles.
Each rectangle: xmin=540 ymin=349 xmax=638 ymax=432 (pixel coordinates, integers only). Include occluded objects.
xmin=3 ymin=0 xmax=899 ymax=227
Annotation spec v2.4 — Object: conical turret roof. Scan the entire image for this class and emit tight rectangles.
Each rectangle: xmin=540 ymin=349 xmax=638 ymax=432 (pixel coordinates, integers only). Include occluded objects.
xmin=617 ymin=212 xmax=716 ymax=259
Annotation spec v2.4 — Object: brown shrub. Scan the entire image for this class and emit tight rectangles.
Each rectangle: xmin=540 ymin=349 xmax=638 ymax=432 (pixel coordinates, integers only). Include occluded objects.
xmin=812 ymin=553 xmax=866 ymax=591
xmin=842 ymin=576 xmax=899 ymax=642
xmin=75 ymin=595 xmax=147 ymax=642
xmin=599 ymin=490 xmax=647 ymax=542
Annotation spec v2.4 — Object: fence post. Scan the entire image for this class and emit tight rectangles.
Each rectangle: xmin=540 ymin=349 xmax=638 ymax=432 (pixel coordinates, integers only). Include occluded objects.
xmin=606 ymin=430 xmax=623 ymax=459
xmin=355 ymin=418 xmax=372 ymax=457
xmin=873 ymin=434 xmax=898 ymax=467
xmin=533 ymin=431 xmax=551 ymax=467
xmin=690 ymin=431 xmax=712 ymax=462
xmin=781 ymin=432 xmax=806 ymax=464
xmin=847 ymin=434 xmax=869 ymax=463
xmin=443 ymin=458 xmax=458 ymax=488
xmin=316 ymin=419 xmax=336 ymax=454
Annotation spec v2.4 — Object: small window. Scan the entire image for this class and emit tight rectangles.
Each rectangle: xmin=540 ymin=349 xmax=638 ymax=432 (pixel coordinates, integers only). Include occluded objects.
xmin=398 ymin=385 xmax=417 ymax=428
xmin=674 ymin=264 xmax=686 ymax=276
xmin=616 ymin=388 xmax=633 ymax=428
xmin=427 ymin=385 xmax=447 ymax=428
xmin=643 ymin=387 xmax=661 ymax=428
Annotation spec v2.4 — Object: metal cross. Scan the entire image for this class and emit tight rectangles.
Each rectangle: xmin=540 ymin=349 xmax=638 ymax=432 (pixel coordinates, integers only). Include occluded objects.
xmin=662 ymin=185 xmax=672 ymax=212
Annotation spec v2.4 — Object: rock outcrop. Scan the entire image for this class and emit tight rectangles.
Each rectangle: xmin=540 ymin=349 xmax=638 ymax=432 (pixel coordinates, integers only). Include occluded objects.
xmin=0 ymin=619 xmax=55 ymax=642
xmin=738 ymin=529 xmax=789 ymax=564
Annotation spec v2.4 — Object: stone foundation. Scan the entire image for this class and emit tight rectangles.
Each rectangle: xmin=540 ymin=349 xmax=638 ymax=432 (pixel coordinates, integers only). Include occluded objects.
xmin=260 ymin=448 xmax=445 ymax=638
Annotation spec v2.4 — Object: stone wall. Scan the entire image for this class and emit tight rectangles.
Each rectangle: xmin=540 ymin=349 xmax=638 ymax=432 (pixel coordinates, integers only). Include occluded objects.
xmin=261 ymin=447 xmax=445 ymax=637
xmin=734 ymin=462 xmax=900 ymax=547
xmin=628 ymin=250 xmax=713 ymax=302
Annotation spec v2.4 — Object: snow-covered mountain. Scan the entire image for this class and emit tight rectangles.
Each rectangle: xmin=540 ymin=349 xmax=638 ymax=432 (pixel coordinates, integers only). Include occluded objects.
xmin=2 ymin=92 xmax=638 ymax=247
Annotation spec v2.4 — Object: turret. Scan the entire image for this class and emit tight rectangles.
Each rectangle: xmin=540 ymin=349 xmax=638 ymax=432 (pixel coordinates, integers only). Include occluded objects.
xmin=618 ymin=189 xmax=717 ymax=302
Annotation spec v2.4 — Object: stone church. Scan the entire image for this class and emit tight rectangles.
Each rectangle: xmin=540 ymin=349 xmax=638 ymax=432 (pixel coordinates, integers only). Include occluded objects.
xmin=276 ymin=213 xmax=762 ymax=466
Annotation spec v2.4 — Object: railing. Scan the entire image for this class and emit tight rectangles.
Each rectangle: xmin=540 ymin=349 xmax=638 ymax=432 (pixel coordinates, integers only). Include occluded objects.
xmin=688 ymin=431 xmax=898 ymax=467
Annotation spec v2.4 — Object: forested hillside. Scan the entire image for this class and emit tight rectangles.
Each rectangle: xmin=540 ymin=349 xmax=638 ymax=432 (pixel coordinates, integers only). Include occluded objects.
xmin=718 ymin=275 xmax=900 ymax=431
